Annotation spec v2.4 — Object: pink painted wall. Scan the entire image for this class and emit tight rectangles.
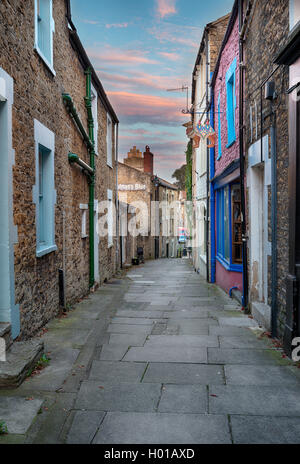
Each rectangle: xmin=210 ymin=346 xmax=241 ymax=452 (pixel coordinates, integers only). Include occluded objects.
xmin=213 ymin=14 xmax=242 ymax=296
xmin=216 ymin=260 xmax=243 ymax=295
xmin=214 ymin=15 xmax=240 ymax=177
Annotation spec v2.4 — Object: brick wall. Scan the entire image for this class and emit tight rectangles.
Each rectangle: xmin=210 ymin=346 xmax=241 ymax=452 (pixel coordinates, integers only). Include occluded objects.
xmin=214 ymin=15 xmax=240 ymax=177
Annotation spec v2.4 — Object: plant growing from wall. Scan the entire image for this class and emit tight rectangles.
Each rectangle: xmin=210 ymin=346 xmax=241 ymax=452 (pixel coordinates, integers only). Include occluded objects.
xmin=0 ymin=420 xmax=8 ymax=435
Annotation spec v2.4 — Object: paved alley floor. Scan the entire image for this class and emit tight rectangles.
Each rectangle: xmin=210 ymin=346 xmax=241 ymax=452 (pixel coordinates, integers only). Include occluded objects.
xmin=2 ymin=258 xmax=300 ymax=444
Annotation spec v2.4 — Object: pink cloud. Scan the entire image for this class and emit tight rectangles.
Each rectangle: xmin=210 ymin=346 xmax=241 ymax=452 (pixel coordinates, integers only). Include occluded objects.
xmin=148 ymin=23 xmax=200 ymax=49
xmin=158 ymin=51 xmax=180 ymax=61
xmin=107 ymin=91 xmax=187 ymax=126
xmin=82 ymin=19 xmax=99 ymax=25
xmin=156 ymin=0 xmax=177 ymax=19
xmin=105 ymin=23 xmax=128 ymax=29
xmin=87 ymin=46 xmax=158 ymax=66
xmin=97 ymin=70 xmax=187 ymax=92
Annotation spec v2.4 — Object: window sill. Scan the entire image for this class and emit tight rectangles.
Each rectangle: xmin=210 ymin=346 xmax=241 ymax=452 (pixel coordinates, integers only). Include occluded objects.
xmin=108 ymin=242 xmax=114 ymax=249
xmin=226 ymin=138 xmax=236 ymax=149
xmin=34 ymin=46 xmax=56 ymax=76
xmin=107 ymin=161 xmax=113 ymax=169
xmin=216 ymin=255 xmax=242 ymax=273
xmin=36 ymin=244 xmax=57 ymax=258
xmin=81 ymin=235 xmax=89 ymax=239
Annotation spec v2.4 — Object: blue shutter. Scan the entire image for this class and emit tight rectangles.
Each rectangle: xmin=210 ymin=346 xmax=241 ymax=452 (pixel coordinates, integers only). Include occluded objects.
xmin=226 ymin=58 xmax=237 ymax=147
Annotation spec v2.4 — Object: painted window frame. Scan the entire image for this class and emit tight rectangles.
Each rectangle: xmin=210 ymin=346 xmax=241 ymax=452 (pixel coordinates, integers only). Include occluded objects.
xmin=225 ymin=57 xmax=237 ymax=148
xmin=107 ymin=114 xmax=113 ymax=168
xmin=217 ymin=92 xmax=222 ymax=159
xmin=107 ymin=189 xmax=113 ymax=248
xmin=216 ymin=181 xmax=242 ymax=273
xmin=33 ymin=119 xmax=57 ymax=258
xmin=34 ymin=0 xmax=55 ymax=75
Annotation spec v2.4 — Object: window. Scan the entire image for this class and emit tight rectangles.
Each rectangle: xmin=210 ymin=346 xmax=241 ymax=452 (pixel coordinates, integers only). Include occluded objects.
xmin=290 ymin=0 xmax=300 ymax=30
xmin=34 ymin=0 xmax=55 ymax=73
xmin=226 ymin=58 xmax=237 ymax=147
xmin=91 ymin=85 xmax=98 ymax=155
xmin=33 ymin=119 xmax=56 ymax=257
xmin=217 ymin=92 xmax=222 ymax=159
xmin=80 ymin=204 xmax=88 ymax=238
xmin=231 ymin=185 xmax=242 ymax=264
xmin=216 ymin=182 xmax=242 ymax=271
xmin=107 ymin=114 xmax=113 ymax=167
xmin=107 ymin=189 xmax=113 ymax=247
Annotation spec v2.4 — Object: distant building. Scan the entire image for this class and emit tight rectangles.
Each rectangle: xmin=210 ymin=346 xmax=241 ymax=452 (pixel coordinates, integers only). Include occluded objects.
xmin=118 ymin=146 xmax=179 ymax=264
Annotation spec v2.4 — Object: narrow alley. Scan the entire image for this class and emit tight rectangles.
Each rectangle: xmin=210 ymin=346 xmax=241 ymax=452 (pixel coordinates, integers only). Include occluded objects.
xmin=2 ymin=258 xmax=300 ymax=444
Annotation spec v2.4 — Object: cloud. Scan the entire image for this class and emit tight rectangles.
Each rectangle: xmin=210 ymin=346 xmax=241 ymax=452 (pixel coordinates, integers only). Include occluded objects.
xmin=158 ymin=51 xmax=180 ymax=61
xmin=107 ymin=91 xmax=187 ymax=126
xmin=96 ymin=70 xmax=188 ymax=93
xmin=82 ymin=19 xmax=100 ymax=25
xmin=105 ymin=23 xmax=128 ymax=29
xmin=87 ymin=46 xmax=158 ymax=66
xmin=148 ymin=23 xmax=201 ymax=49
xmin=156 ymin=0 xmax=177 ymax=19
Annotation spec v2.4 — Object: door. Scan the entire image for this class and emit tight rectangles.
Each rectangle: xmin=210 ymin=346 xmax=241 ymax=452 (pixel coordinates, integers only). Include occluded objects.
xmin=94 ymin=200 xmax=99 ymax=283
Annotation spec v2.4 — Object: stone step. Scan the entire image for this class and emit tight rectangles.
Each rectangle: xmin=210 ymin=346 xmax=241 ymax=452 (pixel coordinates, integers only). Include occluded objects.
xmin=0 ymin=323 xmax=12 ymax=350
xmin=0 ymin=339 xmax=44 ymax=389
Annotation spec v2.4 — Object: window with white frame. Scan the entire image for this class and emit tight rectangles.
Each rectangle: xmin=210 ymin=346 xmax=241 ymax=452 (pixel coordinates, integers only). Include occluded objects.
xmin=33 ymin=119 xmax=56 ymax=257
xmin=107 ymin=189 xmax=113 ymax=247
xmin=91 ymin=85 xmax=98 ymax=155
xmin=34 ymin=0 xmax=55 ymax=73
xmin=107 ymin=114 xmax=113 ymax=167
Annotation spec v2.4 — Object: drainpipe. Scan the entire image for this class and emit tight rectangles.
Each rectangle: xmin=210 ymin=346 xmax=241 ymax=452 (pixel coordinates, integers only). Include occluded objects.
xmin=115 ymin=122 xmax=119 ymax=270
xmin=210 ymin=91 xmax=216 ymax=283
xmin=271 ymin=109 xmax=278 ymax=338
xmin=84 ymin=68 xmax=95 ymax=288
xmin=205 ymin=30 xmax=210 ymax=283
xmin=239 ymin=0 xmax=249 ymax=310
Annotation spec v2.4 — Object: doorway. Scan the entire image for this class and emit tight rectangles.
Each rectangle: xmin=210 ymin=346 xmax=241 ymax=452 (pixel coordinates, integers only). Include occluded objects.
xmin=0 ymin=70 xmax=19 ymax=338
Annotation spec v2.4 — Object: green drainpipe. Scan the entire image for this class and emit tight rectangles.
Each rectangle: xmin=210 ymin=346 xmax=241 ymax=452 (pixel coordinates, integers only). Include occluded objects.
xmin=84 ymin=68 xmax=95 ymax=288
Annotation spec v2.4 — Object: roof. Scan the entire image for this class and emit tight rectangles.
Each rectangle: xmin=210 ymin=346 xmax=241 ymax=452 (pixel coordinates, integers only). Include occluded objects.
xmin=156 ymin=177 xmax=179 ymax=191
xmin=65 ymin=0 xmax=119 ymax=123
xmin=210 ymin=0 xmax=239 ymax=89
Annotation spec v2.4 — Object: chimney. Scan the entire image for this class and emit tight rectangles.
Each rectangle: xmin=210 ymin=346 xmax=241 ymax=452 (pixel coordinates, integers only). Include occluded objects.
xmin=144 ymin=145 xmax=153 ymax=175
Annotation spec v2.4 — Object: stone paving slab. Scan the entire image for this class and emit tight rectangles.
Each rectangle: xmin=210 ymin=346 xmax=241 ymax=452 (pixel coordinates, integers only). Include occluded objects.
xmin=158 ymin=385 xmax=208 ymax=413
xmin=163 ymin=311 xmax=210 ymax=319
xmin=93 ymin=412 xmax=231 ymax=444
xmin=219 ymin=336 xmax=271 ymax=349
xmin=230 ymin=415 xmax=300 ymax=444
xmin=108 ymin=333 xmax=147 ymax=346
xmin=42 ymin=328 xmax=92 ymax=349
xmin=142 ymin=363 xmax=224 ymax=384
xmin=75 ymin=381 xmax=161 ymax=412
xmin=209 ymin=326 xmax=259 ymax=337
xmin=18 ymin=347 xmax=80 ymax=392
xmin=224 ymin=365 xmax=300 ymax=386
xmin=66 ymin=411 xmax=106 ymax=444
xmin=111 ymin=317 xmax=158 ymax=326
xmin=123 ymin=345 xmax=208 ymax=364
xmin=89 ymin=361 xmax=147 ymax=383
xmin=145 ymin=335 xmax=219 ymax=348
xmin=217 ymin=317 xmax=258 ymax=327
xmin=209 ymin=385 xmax=300 ymax=416
xmin=115 ymin=310 xmax=164 ymax=318
xmin=208 ymin=348 xmax=285 ymax=365
xmin=167 ymin=320 xmax=209 ymax=335
xmin=99 ymin=345 xmax=129 ymax=361
xmin=0 ymin=396 xmax=43 ymax=434
xmin=107 ymin=324 xmax=152 ymax=335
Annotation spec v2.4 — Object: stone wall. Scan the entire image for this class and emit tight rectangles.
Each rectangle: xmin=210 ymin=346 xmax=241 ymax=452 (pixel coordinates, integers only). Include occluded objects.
xmin=244 ymin=0 xmax=289 ymax=335
xmin=0 ymin=0 xmax=118 ymax=338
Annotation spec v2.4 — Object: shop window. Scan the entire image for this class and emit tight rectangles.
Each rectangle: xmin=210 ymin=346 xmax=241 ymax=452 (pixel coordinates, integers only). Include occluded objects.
xmin=216 ymin=182 xmax=242 ymax=271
